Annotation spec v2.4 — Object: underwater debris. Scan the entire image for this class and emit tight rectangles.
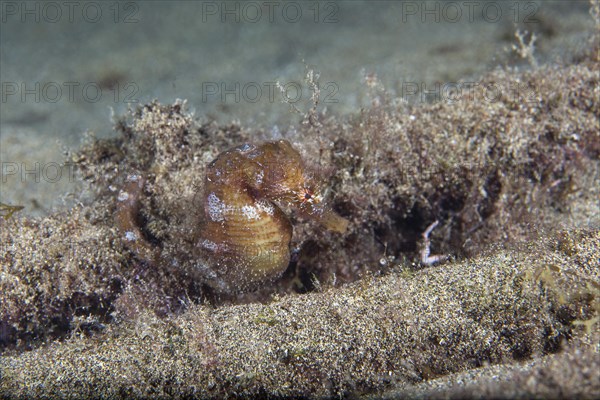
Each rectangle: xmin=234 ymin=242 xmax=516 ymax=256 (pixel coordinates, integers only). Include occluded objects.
xmin=0 ymin=202 xmax=24 ymax=220
xmin=419 ymin=220 xmax=450 ymax=266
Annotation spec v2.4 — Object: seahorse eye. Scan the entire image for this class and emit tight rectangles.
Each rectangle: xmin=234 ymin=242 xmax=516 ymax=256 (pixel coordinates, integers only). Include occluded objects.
xmin=299 ymin=187 xmax=315 ymax=204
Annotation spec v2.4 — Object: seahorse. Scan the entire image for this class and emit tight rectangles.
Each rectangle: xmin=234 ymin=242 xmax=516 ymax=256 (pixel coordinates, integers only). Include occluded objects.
xmin=197 ymin=140 xmax=348 ymax=292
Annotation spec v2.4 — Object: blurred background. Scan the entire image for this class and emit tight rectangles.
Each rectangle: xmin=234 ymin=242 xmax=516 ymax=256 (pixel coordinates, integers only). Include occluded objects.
xmin=0 ymin=0 xmax=596 ymax=216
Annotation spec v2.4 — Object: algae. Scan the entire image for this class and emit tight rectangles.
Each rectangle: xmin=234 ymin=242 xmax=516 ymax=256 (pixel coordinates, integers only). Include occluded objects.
xmin=0 ymin=203 xmax=24 ymax=220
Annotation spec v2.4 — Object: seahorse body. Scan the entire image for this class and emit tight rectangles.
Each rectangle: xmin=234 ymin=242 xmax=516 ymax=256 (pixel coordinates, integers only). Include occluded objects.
xmin=198 ymin=140 xmax=347 ymax=292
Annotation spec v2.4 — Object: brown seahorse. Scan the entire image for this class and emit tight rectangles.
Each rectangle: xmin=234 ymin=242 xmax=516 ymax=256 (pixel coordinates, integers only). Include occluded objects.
xmin=197 ymin=140 xmax=348 ymax=292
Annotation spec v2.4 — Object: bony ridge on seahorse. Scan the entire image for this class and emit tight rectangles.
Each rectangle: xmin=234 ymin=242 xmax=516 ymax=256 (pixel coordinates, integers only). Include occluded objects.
xmin=197 ymin=139 xmax=348 ymax=292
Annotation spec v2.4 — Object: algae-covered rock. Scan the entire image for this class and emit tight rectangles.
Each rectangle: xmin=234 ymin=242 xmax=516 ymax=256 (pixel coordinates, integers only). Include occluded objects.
xmin=1 ymin=230 xmax=598 ymax=398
